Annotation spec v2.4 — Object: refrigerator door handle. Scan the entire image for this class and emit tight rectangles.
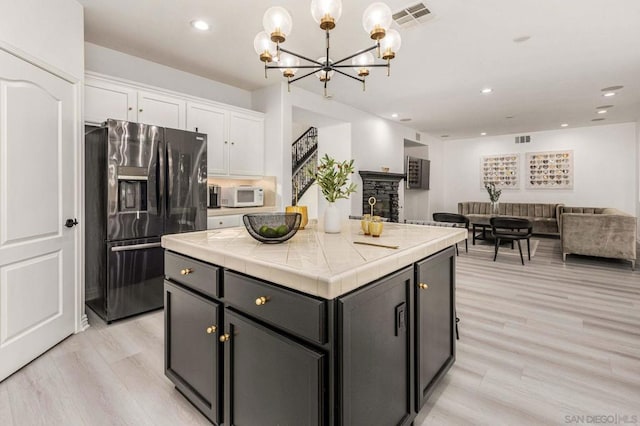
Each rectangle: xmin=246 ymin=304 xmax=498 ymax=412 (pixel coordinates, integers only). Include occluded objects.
xmin=111 ymin=242 xmax=162 ymax=252
xmin=165 ymin=141 xmax=172 ymax=218
xmin=158 ymin=134 xmax=165 ymax=220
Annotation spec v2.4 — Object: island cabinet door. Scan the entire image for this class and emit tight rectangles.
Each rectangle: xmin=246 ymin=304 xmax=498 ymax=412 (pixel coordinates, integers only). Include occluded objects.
xmin=415 ymin=247 xmax=456 ymax=411
xmin=338 ymin=266 xmax=414 ymax=426
xmin=222 ymin=309 xmax=325 ymax=426
xmin=164 ymin=281 xmax=221 ymax=425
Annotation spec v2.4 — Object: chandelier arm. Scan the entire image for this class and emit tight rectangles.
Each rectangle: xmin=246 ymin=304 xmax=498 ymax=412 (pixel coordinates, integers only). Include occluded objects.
xmin=332 ymin=44 xmax=379 ymax=66
xmin=267 ymin=65 xmax=326 ymax=70
xmin=288 ymin=68 xmax=323 ymax=84
xmin=331 ymin=64 xmax=390 ymax=68
xmin=331 ymin=68 xmax=365 ymax=84
xmin=278 ymin=47 xmax=324 ymax=66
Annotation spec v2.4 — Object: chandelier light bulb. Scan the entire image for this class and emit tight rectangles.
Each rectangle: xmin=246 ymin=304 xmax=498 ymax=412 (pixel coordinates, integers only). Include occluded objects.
xmin=253 ymin=31 xmax=277 ymax=62
xmin=351 ymin=52 xmax=375 ymax=77
xmin=362 ymin=2 xmax=392 ymax=40
xmin=279 ymin=53 xmax=300 ymax=78
xmin=263 ymin=6 xmax=293 ymax=43
xmin=380 ymin=28 xmax=401 ymax=60
xmin=311 ymin=0 xmax=343 ymax=30
xmin=315 ymin=57 xmax=335 ymax=81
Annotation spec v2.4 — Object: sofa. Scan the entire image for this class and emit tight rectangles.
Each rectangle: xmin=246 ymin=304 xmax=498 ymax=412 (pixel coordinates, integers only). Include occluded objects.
xmin=559 ymin=207 xmax=637 ymax=270
xmin=458 ymin=202 xmax=563 ymax=236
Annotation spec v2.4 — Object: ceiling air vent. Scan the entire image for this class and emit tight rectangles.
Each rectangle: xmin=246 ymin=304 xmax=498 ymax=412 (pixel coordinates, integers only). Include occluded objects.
xmin=393 ymin=3 xmax=432 ymax=28
xmin=515 ymin=135 xmax=531 ymax=144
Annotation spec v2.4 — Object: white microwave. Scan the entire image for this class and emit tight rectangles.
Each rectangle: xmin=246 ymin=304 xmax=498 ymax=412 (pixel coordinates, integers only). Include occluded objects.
xmin=221 ymin=186 xmax=264 ymax=207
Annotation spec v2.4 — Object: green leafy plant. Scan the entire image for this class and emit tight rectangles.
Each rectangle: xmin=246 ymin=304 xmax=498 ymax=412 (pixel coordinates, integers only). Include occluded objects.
xmin=309 ymin=154 xmax=357 ymax=203
xmin=484 ymin=182 xmax=502 ymax=202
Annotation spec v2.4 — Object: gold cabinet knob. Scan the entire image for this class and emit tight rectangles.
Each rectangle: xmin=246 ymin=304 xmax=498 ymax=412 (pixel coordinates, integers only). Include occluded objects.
xmin=219 ymin=333 xmax=231 ymax=343
xmin=418 ymin=282 xmax=429 ymax=290
xmin=255 ymin=296 xmax=269 ymax=306
xmin=180 ymin=268 xmax=193 ymax=275
xmin=206 ymin=325 xmax=217 ymax=334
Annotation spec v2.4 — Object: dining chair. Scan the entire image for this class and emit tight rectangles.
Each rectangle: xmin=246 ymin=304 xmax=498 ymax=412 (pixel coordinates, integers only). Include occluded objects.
xmin=432 ymin=212 xmax=469 ymax=255
xmin=489 ymin=217 xmax=533 ymax=265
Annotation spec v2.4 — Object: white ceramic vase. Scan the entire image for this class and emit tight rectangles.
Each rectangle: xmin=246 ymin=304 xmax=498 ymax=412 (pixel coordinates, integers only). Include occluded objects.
xmin=324 ymin=202 xmax=341 ymax=233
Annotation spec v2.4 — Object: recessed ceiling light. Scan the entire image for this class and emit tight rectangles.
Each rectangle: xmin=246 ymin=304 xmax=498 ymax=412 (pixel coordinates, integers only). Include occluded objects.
xmin=561 ymin=123 xmax=568 ymax=127
xmin=597 ymin=110 xmax=607 ymax=114
xmin=480 ymin=132 xmax=487 ymax=136
xmin=191 ymin=20 xmax=210 ymax=31
xmin=400 ymin=118 xmax=412 ymax=122
xmin=391 ymin=113 xmax=398 ymax=118
xmin=513 ymin=35 xmax=531 ymax=43
xmin=591 ymin=118 xmax=605 ymax=122
xmin=601 ymin=85 xmax=623 ymax=91
xmin=505 ymin=116 xmax=514 ymax=119
xmin=440 ymin=135 xmax=449 ymax=138
xmin=481 ymin=88 xmax=493 ymax=94
xmin=603 ymin=92 xmax=616 ymax=97
xmin=596 ymin=105 xmax=613 ymax=109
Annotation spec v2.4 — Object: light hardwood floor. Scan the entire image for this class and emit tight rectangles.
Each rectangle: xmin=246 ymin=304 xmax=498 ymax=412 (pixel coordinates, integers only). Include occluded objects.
xmin=1 ymin=238 xmax=638 ymax=426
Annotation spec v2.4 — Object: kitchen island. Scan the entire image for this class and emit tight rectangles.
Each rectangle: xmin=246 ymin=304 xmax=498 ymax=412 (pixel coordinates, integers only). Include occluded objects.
xmin=162 ymin=220 xmax=466 ymax=426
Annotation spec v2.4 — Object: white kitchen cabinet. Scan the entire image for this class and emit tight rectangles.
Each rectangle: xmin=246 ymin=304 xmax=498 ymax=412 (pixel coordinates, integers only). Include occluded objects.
xmin=85 ymin=77 xmax=185 ymax=128
xmin=187 ymin=102 xmax=264 ymax=177
xmin=84 ymin=74 xmax=264 ymax=176
xmin=207 ymin=215 xmax=242 ymax=229
xmin=186 ymin=103 xmax=228 ymax=175
xmin=85 ymin=78 xmax=137 ymax=125
xmin=228 ymin=112 xmax=264 ymax=176
xmin=137 ymin=90 xmax=185 ymax=129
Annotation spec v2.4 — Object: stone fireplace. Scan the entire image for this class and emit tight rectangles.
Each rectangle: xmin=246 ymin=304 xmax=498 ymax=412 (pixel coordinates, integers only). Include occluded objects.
xmin=359 ymin=171 xmax=405 ymax=223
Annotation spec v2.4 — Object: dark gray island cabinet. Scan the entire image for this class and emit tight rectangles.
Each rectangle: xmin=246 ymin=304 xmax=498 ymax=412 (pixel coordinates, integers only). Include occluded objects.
xmin=162 ymin=223 xmax=463 ymax=425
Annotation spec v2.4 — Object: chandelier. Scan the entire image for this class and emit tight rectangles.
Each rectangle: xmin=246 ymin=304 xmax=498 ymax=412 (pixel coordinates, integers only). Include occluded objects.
xmin=253 ymin=0 xmax=402 ymax=96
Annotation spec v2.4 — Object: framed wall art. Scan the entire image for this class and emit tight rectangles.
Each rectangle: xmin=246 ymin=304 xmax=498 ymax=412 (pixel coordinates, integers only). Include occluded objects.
xmin=480 ymin=153 xmax=519 ymax=189
xmin=526 ymin=150 xmax=573 ymax=189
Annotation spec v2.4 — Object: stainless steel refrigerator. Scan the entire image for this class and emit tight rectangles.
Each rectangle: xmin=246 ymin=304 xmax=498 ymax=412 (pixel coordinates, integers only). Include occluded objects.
xmin=85 ymin=119 xmax=207 ymax=322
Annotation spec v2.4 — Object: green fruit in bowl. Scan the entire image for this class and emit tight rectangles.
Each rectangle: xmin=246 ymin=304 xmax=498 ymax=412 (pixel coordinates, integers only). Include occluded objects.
xmin=259 ymin=225 xmax=270 ymax=235
xmin=275 ymin=224 xmax=289 ymax=236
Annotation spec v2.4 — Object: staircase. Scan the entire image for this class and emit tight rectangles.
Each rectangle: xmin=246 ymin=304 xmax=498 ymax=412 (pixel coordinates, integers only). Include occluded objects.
xmin=291 ymin=127 xmax=318 ymax=205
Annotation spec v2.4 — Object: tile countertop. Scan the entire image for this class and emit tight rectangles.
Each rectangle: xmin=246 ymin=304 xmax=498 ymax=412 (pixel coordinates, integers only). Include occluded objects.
xmin=162 ymin=220 xmax=467 ymax=300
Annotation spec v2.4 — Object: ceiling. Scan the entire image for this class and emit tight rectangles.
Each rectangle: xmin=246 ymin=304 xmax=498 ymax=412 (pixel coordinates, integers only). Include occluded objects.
xmin=79 ymin=0 xmax=640 ymax=139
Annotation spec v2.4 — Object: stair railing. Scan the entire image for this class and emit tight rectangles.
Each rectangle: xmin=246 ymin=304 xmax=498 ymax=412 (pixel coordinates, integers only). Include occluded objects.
xmin=291 ymin=127 xmax=318 ymax=205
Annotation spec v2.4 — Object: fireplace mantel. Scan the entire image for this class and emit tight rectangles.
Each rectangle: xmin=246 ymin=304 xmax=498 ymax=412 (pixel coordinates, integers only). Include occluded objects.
xmin=358 ymin=170 xmax=406 ymax=182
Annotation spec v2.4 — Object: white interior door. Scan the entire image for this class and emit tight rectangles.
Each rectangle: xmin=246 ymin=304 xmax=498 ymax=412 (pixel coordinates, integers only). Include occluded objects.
xmin=0 ymin=50 xmax=76 ymax=381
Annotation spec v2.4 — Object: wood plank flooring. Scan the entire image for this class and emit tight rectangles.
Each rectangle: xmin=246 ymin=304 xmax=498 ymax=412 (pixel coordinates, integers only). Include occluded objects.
xmin=1 ymin=237 xmax=638 ymax=425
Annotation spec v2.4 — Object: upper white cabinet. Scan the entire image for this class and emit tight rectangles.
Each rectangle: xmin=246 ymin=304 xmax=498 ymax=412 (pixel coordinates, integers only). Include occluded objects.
xmin=186 ymin=103 xmax=228 ymax=175
xmin=228 ymin=112 xmax=264 ymax=176
xmin=186 ymin=102 xmax=264 ymax=177
xmin=137 ymin=90 xmax=185 ymax=129
xmin=85 ymin=74 xmax=265 ymax=177
xmin=85 ymin=79 xmax=137 ymax=124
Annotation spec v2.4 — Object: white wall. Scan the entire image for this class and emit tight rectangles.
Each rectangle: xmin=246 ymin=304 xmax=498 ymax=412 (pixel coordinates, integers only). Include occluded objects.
xmin=0 ymin=0 xmax=84 ymax=80
xmin=85 ymin=43 xmax=252 ymax=109
xmin=404 ymin=143 xmax=429 ymax=220
xmin=258 ymin=83 xmax=422 ymax=218
xmin=441 ymin=123 xmax=638 ymax=215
